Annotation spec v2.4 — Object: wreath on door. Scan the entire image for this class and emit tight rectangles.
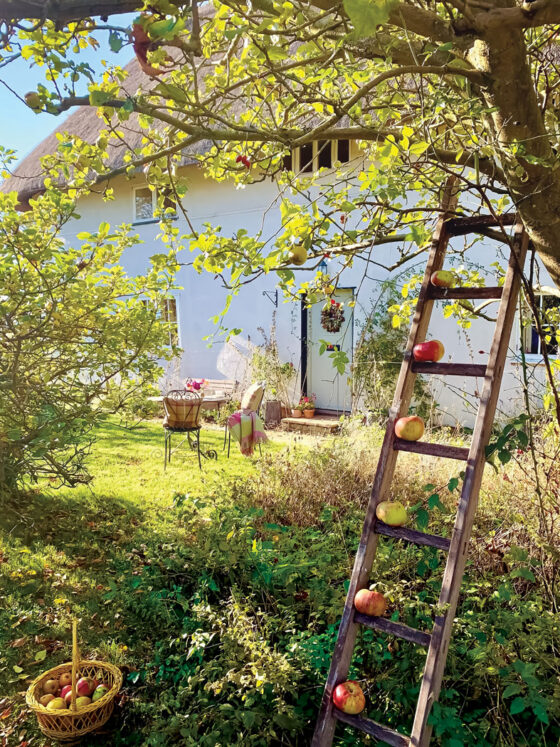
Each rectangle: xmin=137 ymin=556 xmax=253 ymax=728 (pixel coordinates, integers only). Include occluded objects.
xmin=321 ymin=300 xmax=345 ymax=333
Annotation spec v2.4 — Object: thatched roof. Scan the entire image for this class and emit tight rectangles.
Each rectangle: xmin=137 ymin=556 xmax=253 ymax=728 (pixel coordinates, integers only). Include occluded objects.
xmin=0 ymin=55 xmax=211 ymax=202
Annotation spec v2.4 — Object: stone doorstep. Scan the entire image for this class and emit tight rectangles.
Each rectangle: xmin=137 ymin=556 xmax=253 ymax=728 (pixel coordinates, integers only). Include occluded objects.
xmin=281 ymin=416 xmax=341 ymax=435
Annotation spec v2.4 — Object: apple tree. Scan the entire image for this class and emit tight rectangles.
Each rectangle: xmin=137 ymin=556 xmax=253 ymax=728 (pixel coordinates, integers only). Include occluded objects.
xmin=0 ymin=184 xmax=179 ymax=498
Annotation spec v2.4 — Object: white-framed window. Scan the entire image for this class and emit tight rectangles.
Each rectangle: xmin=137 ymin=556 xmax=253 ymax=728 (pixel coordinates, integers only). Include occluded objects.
xmin=521 ymin=292 xmax=560 ymax=359
xmin=289 ymin=139 xmax=352 ymax=174
xmin=141 ymin=296 xmax=180 ymax=347
xmin=133 ymin=186 xmax=176 ymax=224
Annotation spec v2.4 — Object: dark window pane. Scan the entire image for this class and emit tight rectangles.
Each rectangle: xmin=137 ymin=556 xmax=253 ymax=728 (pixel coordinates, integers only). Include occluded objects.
xmin=300 ymin=143 xmax=313 ymax=173
xmin=283 ymin=151 xmax=292 ymax=171
xmin=317 ymin=140 xmax=331 ymax=169
xmin=337 ymin=139 xmax=350 ymax=163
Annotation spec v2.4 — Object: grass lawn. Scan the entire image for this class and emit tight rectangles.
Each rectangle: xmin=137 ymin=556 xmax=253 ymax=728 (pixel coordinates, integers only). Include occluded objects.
xmin=1 ymin=419 xmax=558 ymax=746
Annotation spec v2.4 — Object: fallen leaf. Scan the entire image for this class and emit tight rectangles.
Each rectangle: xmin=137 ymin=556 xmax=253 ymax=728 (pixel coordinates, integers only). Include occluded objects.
xmin=8 ymin=638 xmax=27 ymax=649
xmin=0 ymin=707 xmax=12 ymax=719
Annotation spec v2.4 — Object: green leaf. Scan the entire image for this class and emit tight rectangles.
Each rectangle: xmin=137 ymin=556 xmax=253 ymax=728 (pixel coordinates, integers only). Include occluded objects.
xmin=502 ymin=683 xmax=523 ymax=699
xmin=509 ymin=697 xmax=526 ymax=715
xmin=533 ymin=703 xmax=549 ymax=724
xmin=108 ymin=31 xmax=124 ymax=52
xmin=343 ymin=0 xmax=398 ymax=37
xmin=416 ymin=507 xmax=429 ymax=529
xmin=447 ymin=477 xmax=459 ymax=492
xmin=35 ymin=648 xmax=47 ymax=662
xmin=510 ymin=566 xmax=536 ymax=582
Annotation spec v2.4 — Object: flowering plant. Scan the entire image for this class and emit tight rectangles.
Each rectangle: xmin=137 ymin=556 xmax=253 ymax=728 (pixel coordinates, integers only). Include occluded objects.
xmin=321 ymin=299 xmax=345 ymax=333
xmin=298 ymin=394 xmax=316 ymax=410
xmin=184 ymin=377 xmax=207 ymax=393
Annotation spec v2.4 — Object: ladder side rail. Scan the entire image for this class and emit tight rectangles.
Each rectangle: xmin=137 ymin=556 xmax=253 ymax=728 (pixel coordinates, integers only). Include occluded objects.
xmin=311 ymin=179 xmax=459 ymax=747
xmin=410 ymin=224 xmax=529 ymax=747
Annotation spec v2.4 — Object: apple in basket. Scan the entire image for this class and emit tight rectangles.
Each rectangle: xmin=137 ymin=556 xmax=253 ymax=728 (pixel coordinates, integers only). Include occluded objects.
xmin=59 ymin=671 xmax=72 ymax=687
xmin=92 ymin=684 xmax=110 ymax=702
xmin=76 ymin=676 xmax=95 ymax=697
xmin=39 ymin=694 xmax=55 ymax=707
xmin=43 ymin=679 xmax=59 ymax=695
xmin=60 ymin=685 xmax=72 ymax=700
xmin=76 ymin=696 xmax=92 ymax=708
xmin=46 ymin=697 xmax=67 ymax=710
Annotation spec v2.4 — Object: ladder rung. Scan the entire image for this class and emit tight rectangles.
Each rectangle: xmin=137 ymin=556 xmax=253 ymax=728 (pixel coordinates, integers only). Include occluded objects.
xmin=394 ymin=438 xmax=470 ymax=460
xmin=334 ymin=710 xmax=410 ymax=746
xmin=376 ymin=521 xmax=451 ymax=551
xmin=412 ymin=362 xmax=487 ymax=377
xmin=355 ymin=612 xmax=431 ymax=647
xmin=428 ymin=286 xmax=503 ymax=300
xmin=445 ymin=213 xmax=516 ymax=236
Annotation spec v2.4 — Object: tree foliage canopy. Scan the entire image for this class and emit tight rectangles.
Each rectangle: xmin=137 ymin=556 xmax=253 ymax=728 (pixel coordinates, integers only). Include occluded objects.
xmin=0 ymin=185 xmax=179 ymax=495
xmin=3 ymin=0 xmax=560 ymax=292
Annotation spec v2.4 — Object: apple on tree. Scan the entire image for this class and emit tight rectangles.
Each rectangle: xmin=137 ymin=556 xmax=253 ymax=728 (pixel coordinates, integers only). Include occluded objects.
xmin=332 ymin=681 xmax=366 ymax=714
xmin=376 ymin=500 xmax=407 ymax=526
xmin=288 ymin=244 xmax=308 ymax=266
xmin=430 ymin=270 xmax=455 ymax=288
xmin=413 ymin=340 xmax=445 ymax=363
xmin=394 ymin=415 xmax=424 ymax=441
xmin=354 ymin=589 xmax=387 ymax=617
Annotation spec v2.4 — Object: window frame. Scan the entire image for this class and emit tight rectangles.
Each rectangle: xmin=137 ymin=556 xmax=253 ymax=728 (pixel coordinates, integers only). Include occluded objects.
xmin=293 ymin=140 xmax=352 ymax=174
xmin=132 ymin=186 xmax=178 ymax=225
xmin=518 ymin=291 xmax=560 ymax=364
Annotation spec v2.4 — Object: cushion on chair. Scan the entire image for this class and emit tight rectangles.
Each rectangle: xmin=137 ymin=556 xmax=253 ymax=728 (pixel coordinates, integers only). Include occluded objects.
xmin=240 ymin=382 xmax=265 ymax=412
xmin=163 ymin=395 xmax=202 ymax=429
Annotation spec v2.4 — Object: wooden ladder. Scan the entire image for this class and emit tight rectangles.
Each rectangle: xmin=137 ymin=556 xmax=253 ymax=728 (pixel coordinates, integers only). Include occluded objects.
xmin=311 ymin=180 xmax=529 ymax=747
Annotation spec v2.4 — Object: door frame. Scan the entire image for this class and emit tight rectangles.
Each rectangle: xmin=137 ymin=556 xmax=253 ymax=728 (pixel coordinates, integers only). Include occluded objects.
xmin=300 ymin=288 xmax=355 ymax=413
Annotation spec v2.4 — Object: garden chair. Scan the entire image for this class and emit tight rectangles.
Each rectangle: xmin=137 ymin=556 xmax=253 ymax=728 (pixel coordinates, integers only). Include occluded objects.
xmin=163 ymin=390 xmax=217 ymax=469
xmin=223 ymin=381 xmax=266 ymax=457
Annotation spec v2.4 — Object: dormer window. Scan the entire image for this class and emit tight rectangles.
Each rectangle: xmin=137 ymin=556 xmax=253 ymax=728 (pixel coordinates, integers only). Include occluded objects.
xmin=133 ymin=186 xmax=176 ymax=224
xmin=291 ymin=139 xmax=352 ymax=174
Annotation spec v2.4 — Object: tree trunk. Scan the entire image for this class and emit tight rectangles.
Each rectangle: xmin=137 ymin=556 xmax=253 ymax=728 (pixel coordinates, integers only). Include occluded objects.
xmin=468 ymin=31 xmax=560 ymax=285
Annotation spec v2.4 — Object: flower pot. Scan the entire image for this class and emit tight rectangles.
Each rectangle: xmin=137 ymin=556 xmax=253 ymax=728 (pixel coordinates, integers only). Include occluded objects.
xmin=303 ymin=409 xmax=315 ymax=419
xmin=291 ymin=409 xmax=302 ymax=418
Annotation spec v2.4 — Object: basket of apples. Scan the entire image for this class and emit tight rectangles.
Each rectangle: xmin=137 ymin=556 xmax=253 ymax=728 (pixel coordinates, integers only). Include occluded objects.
xmin=26 ymin=620 xmax=122 ymax=742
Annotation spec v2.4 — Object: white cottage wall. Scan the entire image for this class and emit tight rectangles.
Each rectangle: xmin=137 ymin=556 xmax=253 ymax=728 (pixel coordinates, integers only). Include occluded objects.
xmin=60 ymin=167 xmax=553 ymax=425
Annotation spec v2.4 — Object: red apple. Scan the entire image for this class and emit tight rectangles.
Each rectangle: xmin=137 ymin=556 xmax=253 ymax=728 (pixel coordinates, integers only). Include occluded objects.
xmin=413 ymin=340 xmax=444 ymax=363
xmin=430 ymin=270 xmax=455 ymax=288
xmin=60 ymin=685 xmax=72 ymax=700
xmin=395 ymin=415 xmax=424 ymax=441
xmin=64 ymin=689 xmax=74 ymax=706
xmin=354 ymin=589 xmax=387 ymax=617
xmin=76 ymin=677 xmax=94 ymax=697
xmin=332 ymin=681 xmax=366 ymax=715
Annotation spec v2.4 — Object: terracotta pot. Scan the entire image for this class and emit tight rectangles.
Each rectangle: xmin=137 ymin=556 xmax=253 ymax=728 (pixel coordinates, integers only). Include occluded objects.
xmin=303 ymin=409 xmax=315 ymax=418
xmin=291 ymin=409 xmax=303 ymax=418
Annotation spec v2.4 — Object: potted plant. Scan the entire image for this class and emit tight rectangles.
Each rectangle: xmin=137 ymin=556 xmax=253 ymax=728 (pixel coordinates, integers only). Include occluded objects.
xmin=301 ymin=394 xmax=316 ymax=419
xmin=291 ymin=402 xmax=303 ymax=418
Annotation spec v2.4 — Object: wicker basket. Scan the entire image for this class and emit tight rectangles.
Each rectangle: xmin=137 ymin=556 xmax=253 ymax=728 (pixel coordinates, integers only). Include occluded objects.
xmin=26 ymin=620 xmax=122 ymax=743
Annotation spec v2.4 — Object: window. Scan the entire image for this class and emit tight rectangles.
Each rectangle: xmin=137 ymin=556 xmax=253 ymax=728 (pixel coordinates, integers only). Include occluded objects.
xmin=291 ymin=139 xmax=352 ymax=174
xmin=521 ymin=293 xmax=560 ymax=358
xmin=162 ymin=298 xmax=179 ymax=347
xmin=133 ymin=186 xmax=176 ymax=223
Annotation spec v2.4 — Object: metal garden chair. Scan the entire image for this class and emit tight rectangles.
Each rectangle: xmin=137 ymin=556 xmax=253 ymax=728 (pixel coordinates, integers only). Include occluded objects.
xmin=163 ymin=390 xmax=217 ymax=469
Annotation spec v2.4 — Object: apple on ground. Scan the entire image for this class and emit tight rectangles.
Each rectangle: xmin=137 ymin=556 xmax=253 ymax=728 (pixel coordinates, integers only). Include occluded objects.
xmin=376 ymin=500 xmax=408 ymax=527
xmin=413 ymin=340 xmax=445 ymax=363
xmin=43 ymin=679 xmax=59 ymax=695
xmin=76 ymin=696 xmax=92 ymax=708
xmin=59 ymin=671 xmax=72 ymax=687
xmin=332 ymin=681 xmax=366 ymax=715
xmin=430 ymin=270 xmax=455 ymax=288
xmin=92 ymin=684 xmax=110 ymax=702
xmin=76 ymin=677 xmax=95 ymax=697
xmin=394 ymin=415 xmax=424 ymax=441
xmin=46 ymin=697 xmax=67 ymax=710
xmin=354 ymin=589 xmax=387 ymax=617
xmin=288 ymin=244 xmax=308 ymax=266
xmin=39 ymin=694 xmax=55 ymax=707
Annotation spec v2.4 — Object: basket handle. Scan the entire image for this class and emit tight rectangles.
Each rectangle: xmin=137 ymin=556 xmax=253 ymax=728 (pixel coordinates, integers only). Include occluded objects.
xmin=70 ymin=618 xmax=80 ymax=712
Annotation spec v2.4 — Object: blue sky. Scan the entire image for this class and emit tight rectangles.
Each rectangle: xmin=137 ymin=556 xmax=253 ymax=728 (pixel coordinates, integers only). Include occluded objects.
xmin=0 ymin=19 xmax=134 ymax=166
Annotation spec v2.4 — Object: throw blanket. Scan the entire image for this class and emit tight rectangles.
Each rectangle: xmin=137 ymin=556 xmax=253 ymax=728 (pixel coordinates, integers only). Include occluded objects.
xmin=227 ymin=411 xmax=267 ymax=456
